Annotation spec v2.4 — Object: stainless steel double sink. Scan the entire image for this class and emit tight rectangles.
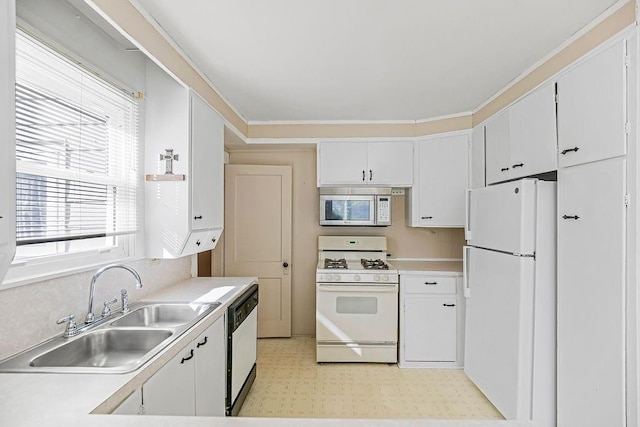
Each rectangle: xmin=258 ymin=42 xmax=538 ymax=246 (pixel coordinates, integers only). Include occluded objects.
xmin=0 ymin=302 xmax=221 ymax=374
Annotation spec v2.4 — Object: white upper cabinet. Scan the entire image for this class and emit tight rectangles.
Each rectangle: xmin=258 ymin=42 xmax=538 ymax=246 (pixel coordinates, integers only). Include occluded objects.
xmin=144 ymin=61 xmax=224 ymax=258
xmin=366 ymin=142 xmax=414 ymax=186
xmin=406 ymin=134 xmax=469 ymax=227
xmin=485 ymin=83 xmax=557 ymax=184
xmin=508 ymin=83 xmax=558 ymax=177
xmin=484 ymin=110 xmax=511 ymax=184
xmin=470 ymin=125 xmax=485 ymax=189
xmin=0 ymin=0 xmax=15 ymax=284
xmin=317 ymin=141 xmax=413 ymax=187
xmin=557 ymin=40 xmax=627 ymax=167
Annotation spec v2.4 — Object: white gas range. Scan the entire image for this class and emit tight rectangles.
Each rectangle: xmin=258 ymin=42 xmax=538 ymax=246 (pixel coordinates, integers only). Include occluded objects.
xmin=315 ymin=236 xmax=398 ymax=363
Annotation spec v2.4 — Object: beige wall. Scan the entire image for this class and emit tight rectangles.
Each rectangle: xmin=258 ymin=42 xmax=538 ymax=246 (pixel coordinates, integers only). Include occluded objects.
xmin=226 ymin=147 xmax=464 ymax=336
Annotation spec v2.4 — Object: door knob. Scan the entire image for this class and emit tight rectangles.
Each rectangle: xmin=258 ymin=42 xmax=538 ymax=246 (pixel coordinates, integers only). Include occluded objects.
xmin=283 ymin=262 xmax=289 ymax=268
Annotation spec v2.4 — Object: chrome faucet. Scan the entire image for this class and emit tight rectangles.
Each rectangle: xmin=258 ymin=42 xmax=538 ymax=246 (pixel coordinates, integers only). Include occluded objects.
xmin=85 ymin=264 xmax=143 ymax=324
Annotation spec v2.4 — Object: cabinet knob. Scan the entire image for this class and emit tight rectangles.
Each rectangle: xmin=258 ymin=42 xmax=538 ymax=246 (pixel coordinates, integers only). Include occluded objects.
xmin=196 ymin=240 xmax=201 ymax=246
xmin=561 ymin=146 xmax=580 ymax=155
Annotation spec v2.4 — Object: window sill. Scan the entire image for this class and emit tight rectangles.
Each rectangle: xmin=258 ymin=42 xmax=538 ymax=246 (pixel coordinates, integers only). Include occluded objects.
xmin=1 ymin=254 xmax=144 ymax=290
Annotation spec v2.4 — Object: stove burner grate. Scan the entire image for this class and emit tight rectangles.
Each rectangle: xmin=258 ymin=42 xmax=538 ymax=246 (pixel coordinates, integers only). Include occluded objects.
xmin=360 ymin=258 xmax=389 ymax=270
xmin=324 ymin=258 xmax=348 ymax=269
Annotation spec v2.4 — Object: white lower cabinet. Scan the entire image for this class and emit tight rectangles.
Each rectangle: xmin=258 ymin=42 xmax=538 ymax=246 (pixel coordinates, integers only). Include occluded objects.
xmin=557 ymin=157 xmax=626 ymax=427
xmin=112 ymin=388 xmax=142 ymax=415
xmin=399 ymin=273 xmax=465 ymax=368
xmin=142 ymin=316 xmax=226 ymax=416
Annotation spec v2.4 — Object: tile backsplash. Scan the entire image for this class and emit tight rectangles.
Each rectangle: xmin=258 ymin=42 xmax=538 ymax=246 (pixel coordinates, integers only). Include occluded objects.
xmin=0 ymin=257 xmax=191 ymax=361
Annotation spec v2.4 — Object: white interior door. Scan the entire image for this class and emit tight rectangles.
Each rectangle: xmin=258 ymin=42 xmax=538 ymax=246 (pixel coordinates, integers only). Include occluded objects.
xmin=225 ymin=165 xmax=292 ymax=337
xmin=557 ymin=157 xmax=626 ymax=427
xmin=464 ymin=247 xmax=535 ymax=420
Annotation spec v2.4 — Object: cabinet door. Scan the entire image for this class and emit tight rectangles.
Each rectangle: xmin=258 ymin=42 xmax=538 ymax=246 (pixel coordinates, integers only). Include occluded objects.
xmin=194 ymin=317 xmax=226 ymax=416
xmin=112 ymin=388 xmax=141 ymax=415
xmin=367 ymin=141 xmax=414 ymax=187
xmin=317 ymin=142 xmax=368 ymax=186
xmin=413 ymin=135 xmax=468 ymax=227
xmin=470 ymin=125 xmax=485 ymax=189
xmin=509 ymin=83 xmax=558 ymax=178
xmin=143 ymin=346 xmax=196 ymax=416
xmin=557 ymin=41 xmax=626 ymax=167
xmin=557 ymin=158 xmax=625 ymax=427
xmin=485 ymin=110 xmax=511 ymax=184
xmin=191 ymin=93 xmax=223 ymax=231
xmin=404 ymin=297 xmax=456 ymax=362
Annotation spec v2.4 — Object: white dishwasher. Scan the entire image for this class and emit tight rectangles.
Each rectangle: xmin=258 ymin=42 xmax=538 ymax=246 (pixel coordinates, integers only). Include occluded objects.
xmin=226 ymin=283 xmax=258 ymax=416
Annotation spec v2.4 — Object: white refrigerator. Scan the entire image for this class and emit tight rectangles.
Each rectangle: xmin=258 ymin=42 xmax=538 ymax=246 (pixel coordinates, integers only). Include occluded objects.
xmin=464 ymin=178 xmax=556 ymax=427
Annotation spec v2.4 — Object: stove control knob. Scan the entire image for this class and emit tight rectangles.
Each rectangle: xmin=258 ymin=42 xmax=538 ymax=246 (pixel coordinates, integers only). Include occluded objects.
xmin=374 ymin=274 xmax=381 ymax=281
xmin=332 ymin=274 xmax=340 ymax=282
xmin=354 ymin=274 xmax=361 ymax=282
xmin=381 ymin=275 xmax=389 ymax=282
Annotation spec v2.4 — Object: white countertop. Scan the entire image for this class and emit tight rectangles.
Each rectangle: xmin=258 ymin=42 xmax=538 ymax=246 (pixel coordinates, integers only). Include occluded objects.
xmin=391 ymin=260 xmax=463 ymax=275
xmin=0 ymin=275 xmax=529 ymax=427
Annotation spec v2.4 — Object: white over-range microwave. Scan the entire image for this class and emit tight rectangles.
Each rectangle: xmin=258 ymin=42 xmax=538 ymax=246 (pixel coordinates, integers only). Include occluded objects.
xmin=319 ymin=187 xmax=392 ymax=226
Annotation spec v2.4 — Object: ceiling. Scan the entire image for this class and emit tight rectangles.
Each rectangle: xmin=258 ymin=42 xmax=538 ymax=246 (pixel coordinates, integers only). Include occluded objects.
xmin=133 ymin=0 xmax=621 ymax=123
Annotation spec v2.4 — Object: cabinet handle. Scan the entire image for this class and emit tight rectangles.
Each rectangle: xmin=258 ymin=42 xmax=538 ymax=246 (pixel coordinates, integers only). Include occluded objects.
xmin=194 ymin=215 xmax=203 ymax=220
xmin=500 ymin=167 xmax=509 ymax=172
xmin=196 ymin=336 xmax=208 ymax=348
xmin=561 ymin=146 xmax=580 ymax=155
xmin=212 ymin=238 xmax=216 ymax=243
xmin=196 ymin=240 xmax=201 ymax=246
xmin=562 ymin=215 xmax=580 ymax=220
xmin=443 ymin=303 xmax=456 ymax=307
xmin=180 ymin=349 xmax=194 ymax=364
xmin=512 ymin=163 xmax=524 ymax=168
xmin=369 ymin=170 xmax=373 ymax=181
xmin=421 ymin=216 xmax=433 ymax=220
xmin=424 ymin=281 xmax=437 ymax=285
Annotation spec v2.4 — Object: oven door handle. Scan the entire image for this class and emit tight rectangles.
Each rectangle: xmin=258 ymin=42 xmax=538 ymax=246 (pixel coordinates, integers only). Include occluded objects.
xmin=317 ymin=285 xmax=397 ymax=293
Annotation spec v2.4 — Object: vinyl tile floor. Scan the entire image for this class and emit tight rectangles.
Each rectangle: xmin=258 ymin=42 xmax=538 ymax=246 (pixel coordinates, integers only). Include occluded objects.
xmin=238 ymin=337 xmax=504 ymax=419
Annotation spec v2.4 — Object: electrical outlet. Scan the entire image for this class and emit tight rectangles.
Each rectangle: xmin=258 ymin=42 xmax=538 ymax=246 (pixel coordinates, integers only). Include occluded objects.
xmin=391 ymin=189 xmax=405 ymax=196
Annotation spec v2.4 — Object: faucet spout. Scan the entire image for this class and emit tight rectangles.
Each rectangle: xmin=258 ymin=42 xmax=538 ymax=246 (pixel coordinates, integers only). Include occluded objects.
xmin=86 ymin=264 xmax=143 ymax=324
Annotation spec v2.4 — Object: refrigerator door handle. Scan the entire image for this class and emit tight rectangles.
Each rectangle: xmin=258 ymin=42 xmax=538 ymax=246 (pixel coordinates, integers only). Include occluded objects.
xmin=463 ymin=245 xmax=471 ymax=298
xmin=465 ymin=189 xmax=472 ymax=241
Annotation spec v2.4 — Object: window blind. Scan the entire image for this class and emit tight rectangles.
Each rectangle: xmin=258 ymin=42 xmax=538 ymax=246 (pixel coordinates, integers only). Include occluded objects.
xmin=15 ymin=30 xmax=139 ymax=246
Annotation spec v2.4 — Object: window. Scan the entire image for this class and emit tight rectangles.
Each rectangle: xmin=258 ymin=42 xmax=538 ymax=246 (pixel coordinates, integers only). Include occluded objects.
xmin=6 ymin=29 xmax=140 ymax=283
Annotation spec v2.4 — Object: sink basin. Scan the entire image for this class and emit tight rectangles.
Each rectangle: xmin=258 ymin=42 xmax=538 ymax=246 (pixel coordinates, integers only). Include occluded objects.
xmin=0 ymin=300 xmax=223 ymax=373
xmin=111 ymin=302 xmax=220 ymax=327
xmin=30 ymin=329 xmax=173 ymax=370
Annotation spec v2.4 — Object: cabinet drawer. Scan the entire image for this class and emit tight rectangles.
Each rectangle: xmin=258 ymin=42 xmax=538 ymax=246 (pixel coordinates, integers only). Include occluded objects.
xmin=402 ymin=276 xmax=457 ymax=295
xmin=181 ymin=230 xmax=213 ymax=255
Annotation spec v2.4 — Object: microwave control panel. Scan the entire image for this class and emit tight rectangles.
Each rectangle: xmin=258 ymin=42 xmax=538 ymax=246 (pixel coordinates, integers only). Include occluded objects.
xmin=376 ymin=196 xmax=391 ymax=225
